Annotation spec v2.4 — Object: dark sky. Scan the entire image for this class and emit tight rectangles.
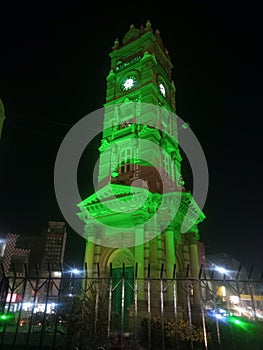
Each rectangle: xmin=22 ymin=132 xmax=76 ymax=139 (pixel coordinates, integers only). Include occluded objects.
xmin=0 ymin=3 xmax=262 ymax=269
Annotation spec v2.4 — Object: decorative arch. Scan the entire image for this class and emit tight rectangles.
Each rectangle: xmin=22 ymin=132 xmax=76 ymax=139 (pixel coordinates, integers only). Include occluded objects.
xmin=175 ymin=250 xmax=183 ymax=276
xmin=107 ymin=248 xmax=134 ymax=269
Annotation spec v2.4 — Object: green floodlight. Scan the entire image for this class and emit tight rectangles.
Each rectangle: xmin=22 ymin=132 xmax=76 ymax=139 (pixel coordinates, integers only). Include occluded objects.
xmin=226 ymin=316 xmax=252 ymax=331
xmin=227 ymin=316 xmax=242 ymax=325
xmin=233 ymin=319 xmax=241 ymax=325
xmin=0 ymin=314 xmax=13 ymax=321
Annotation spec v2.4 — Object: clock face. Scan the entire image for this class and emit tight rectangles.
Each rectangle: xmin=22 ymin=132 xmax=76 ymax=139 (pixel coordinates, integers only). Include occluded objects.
xmin=158 ymin=82 xmax=166 ymax=97
xmin=121 ymin=76 xmax=136 ymax=91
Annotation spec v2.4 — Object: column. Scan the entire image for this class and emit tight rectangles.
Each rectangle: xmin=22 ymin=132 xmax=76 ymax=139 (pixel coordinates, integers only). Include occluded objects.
xmin=93 ymin=233 xmax=102 ymax=277
xmin=165 ymin=227 xmax=176 ymax=301
xmin=188 ymin=233 xmax=201 ymax=305
xmin=165 ymin=228 xmax=176 ymax=279
xmin=85 ymin=239 xmax=95 ymax=276
xmin=135 ymin=227 xmax=145 ymax=300
xmin=187 ymin=232 xmax=201 ymax=324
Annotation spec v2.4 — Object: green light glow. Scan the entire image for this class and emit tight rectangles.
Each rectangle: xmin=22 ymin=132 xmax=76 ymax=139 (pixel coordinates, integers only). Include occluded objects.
xmin=77 ymin=24 xmax=205 ymax=252
xmin=0 ymin=314 xmax=14 ymax=321
xmin=98 ymin=123 xmax=182 ymax=185
xmin=226 ymin=316 xmax=252 ymax=331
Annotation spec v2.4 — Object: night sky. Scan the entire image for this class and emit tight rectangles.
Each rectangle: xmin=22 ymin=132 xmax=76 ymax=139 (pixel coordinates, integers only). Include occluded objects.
xmin=0 ymin=3 xmax=262 ymax=270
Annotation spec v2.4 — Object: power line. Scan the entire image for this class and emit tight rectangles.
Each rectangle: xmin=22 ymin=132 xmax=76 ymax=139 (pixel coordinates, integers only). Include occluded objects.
xmin=7 ymin=112 xmax=75 ymax=128
xmin=4 ymin=123 xmax=101 ymax=148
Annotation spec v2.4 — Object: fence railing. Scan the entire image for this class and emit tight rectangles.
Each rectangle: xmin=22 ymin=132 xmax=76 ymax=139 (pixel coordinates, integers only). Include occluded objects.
xmin=0 ymin=262 xmax=263 ymax=350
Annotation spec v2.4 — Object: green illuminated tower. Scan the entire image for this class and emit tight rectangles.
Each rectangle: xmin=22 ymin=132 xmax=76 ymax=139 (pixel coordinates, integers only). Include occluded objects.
xmin=78 ymin=21 xmax=205 ymax=315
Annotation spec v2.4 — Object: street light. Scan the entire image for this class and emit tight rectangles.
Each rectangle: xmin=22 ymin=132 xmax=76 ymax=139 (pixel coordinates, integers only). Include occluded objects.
xmin=69 ymin=268 xmax=80 ymax=296
xmin=215 ymin=266 xmax=228 ymax=274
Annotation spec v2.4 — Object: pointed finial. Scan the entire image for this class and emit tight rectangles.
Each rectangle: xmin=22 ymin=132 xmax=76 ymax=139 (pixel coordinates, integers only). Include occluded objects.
xmin=123 ymin=24 xmax=140 ymax=45
xmin=112 ymin=38 xmax=120 ymax=51
xmin=164 ymin=47 xmax=170 ymax=58
xmin=145 ymin=20 xmax=152 ymax=32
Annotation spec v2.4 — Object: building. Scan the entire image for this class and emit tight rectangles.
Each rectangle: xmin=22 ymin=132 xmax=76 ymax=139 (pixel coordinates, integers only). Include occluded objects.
xmin=0 ymin=237 xmax=6 ymax=257
xmin=77 ymin=21 xmax=205 ymax=318
xmin=0 ymin=233 xmax=31 ymax=312
xmin=203 ymin=253 xmax=263 ymax=319
xmin=32 ymin=221 xmax=67 ymax=303
xmin=197 ymin=241 xmax=207 ymax=270
xmin=0 ymin=233 xmax=30 ymax=276
xmin=41 ymin=221 xmax=67 ymax=274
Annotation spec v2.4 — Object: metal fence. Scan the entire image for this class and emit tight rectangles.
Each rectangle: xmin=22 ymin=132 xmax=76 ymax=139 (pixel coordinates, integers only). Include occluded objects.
xmin=0 ymin=262 xmax=263 ymax=350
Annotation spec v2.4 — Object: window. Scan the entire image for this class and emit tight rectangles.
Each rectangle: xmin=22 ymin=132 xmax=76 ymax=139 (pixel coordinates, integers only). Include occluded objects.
xmin=120 ymin=163 xmax=131 ymax=174
xmin=119 ymin=147 xmax=133 ymax=174
xmin=163 ymin=151 xmax=170 ymax=176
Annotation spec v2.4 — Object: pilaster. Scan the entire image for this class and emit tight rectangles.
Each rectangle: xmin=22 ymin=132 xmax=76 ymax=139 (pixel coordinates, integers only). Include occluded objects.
xmin=184 ymin=231 xmax=201 ymax=323
xmin=134 ymin=227 xmax=145 ymax=300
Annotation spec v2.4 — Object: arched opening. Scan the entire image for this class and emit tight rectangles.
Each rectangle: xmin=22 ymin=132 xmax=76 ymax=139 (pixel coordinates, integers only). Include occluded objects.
xmin=107 ymin=248 xmax=134 ymax=330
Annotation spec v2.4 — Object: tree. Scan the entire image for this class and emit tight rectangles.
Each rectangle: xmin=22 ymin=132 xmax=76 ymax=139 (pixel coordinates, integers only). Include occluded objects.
xmin=60 ymin=281 xmax=108 ymax=350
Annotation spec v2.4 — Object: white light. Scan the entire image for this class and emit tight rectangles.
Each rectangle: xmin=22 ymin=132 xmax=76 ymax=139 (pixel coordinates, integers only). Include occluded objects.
xmin=124 ymin=78 xmax=135 ymax=90
xmin=71 ymin=268 xmax=79 ymax=274
xmin=216 ymin=266 xmax=228 ymax=274
xmin=230 ymin=295 xmax=240 ymax=304
xmin=159 ymin=83 xmax=166 ymax=97
xmin=215 ymin=313 xmax=223 ymax=319
xmin=53 ymin=271 xmax=62 ymax=277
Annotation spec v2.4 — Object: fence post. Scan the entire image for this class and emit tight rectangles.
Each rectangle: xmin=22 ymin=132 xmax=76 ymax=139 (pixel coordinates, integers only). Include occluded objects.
xmin=134 ymin=262 xmax=138 ymax=343
xmin=147 ymin=263 xmax=151 ymax=350
xmin=186 ymin=264 xmax=194 ymax=350
xmin=0 ymin=262 xmax=16 ymax=347
xmin=199 ymin=264 xmax=208 ymax=350
xmin=160 ymin=263 xmax=165 ymax=350
xmin=107 ymin=262 xmax=113 ymax=348
xmin=248 ymin=266 xmax=257 ymax=321
xmin=94 ymin=262 xmax=100 ymax=339
xmin=38 ymin=262 xmax=52 ymax=350
xmin=12 ymin=263 xmax=28 ymax=348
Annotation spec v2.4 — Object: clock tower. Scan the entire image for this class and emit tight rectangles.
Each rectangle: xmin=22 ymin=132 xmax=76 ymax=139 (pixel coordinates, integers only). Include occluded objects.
xmin=78 ymin=21 xmax=205 ymax=318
